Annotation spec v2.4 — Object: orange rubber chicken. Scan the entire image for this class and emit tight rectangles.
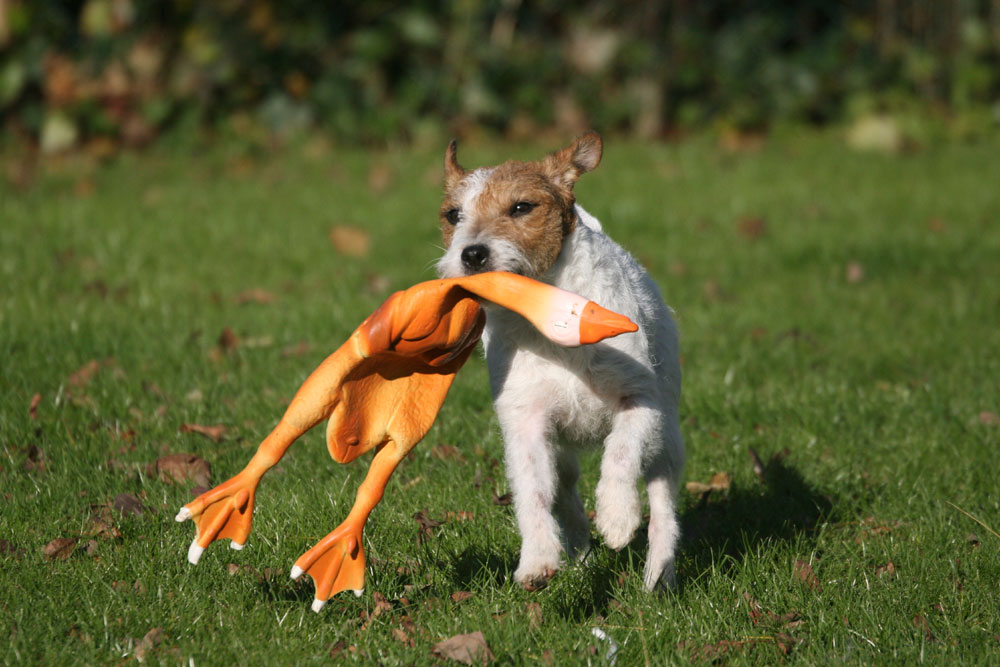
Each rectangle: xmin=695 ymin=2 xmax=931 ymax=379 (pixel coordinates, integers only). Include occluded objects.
xmin=175 ymin=271 xmax=636 ymax=611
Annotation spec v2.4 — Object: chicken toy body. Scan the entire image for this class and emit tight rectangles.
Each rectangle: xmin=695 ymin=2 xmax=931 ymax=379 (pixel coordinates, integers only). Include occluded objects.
xmin=175 ymin=271 xmax=637 ymax=611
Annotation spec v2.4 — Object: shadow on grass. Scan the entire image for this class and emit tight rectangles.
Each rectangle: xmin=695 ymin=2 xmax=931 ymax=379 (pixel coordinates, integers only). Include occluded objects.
xmin=679 ymin=454 xmax=836 ymax=582
xmin=444 ymin=453 xmax=835 ymax=621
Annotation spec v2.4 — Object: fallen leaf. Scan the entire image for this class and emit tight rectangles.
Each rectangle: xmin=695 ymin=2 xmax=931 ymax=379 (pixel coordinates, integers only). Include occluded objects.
xmin=846 ymin=261 xmax=865 ymax=284
xmin=217 ymin=327 xmax=239 ymax=352
xmin=793 ymin=559 xmax=822 ymax=592
xmin=88 ymin=503 xmax=123 ymax=539
xmin=329 ymin=225 xmax=371 ymax=257
xmin=492 ymin=491 xmax=512 ymax=506
xmin=29 ymin=393 xmax=42 ymax=419
xmin=433 ymin=631 xmax=494 ymax=665
xmin=967 ymin=533 xmax=980 ymax=547
xmin=281 ymin=341 xmax=311 ymax=358
xmin=155 ymin=453 xmax=211 ymax=487
xmin=392 ymin=627 xmax=415 ymax=647
xmin=927 ymin=217 xmax=946 ymax=233
xmin=68 ymin=360 xmax=100 ymax=387
xmin=112 ymin=492 xmax=145 ymax=516
xmin=413 ymin=509 xmax=443 ymax=545
xmin=912 ymin=614 xmax=934 ymax=641
xmin=450 ymin=591 xmax=473 ymax=603
xmin=84 ymin=539 xmax=99 ymax=556
xmin=685 ymin=471 xmax=731 ymax=494
xmin=43 ymin=537 xmax=77 ymax=561
xmin=875 ymin=561 xmax=896 ymax=577
xmin=0 ymin=539 xmax=25 ymax=561
xmin=179 ymin=423 xmax=228 ymax=443
xmin=23 ymin=445 xmax=46 ymax=472
xmin=743 ymin=592 xmax=767 ymax=625
xmin=134 ymin=627 xmax=164 ymax=662
xmin=329 ymin=639 xmax=348 ymax=658
xmin=432 ymin=444 xmax=466 ymax=462
xmin=737 ymin=217 xmax=767 ymax=240
xmin=979 ymin=411 xmax=1000 ymax=427
xmin=367 ymin=163 xmax=393 ymax=193
xmin=774 ymin=631 xmax=797 ymax=654
xmin=233 ymin=289 xmax=275 ymax=305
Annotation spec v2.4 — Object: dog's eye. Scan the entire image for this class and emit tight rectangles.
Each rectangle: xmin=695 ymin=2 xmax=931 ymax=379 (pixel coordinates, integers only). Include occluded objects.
xmin=509 ymin=201 xmax=536 ymax=218
xmin=444 ymin=208 xmax=460 ymax=225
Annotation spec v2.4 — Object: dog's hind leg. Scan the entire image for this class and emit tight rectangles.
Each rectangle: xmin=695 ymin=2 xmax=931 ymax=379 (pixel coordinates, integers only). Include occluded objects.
xmin=642 ymin=415 xmax=684 ymax=591
xmin=497 ymin=400 xmax=563 ymax=590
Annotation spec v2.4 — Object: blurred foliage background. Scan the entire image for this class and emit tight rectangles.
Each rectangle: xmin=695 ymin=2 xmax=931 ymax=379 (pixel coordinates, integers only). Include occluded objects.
xmin=1 ymin=0 xmax=999 ymax=155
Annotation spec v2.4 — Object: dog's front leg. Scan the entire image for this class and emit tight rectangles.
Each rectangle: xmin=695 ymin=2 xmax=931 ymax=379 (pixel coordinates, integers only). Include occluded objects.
xmin=497 ymin=398 xmax=563 ymax=591
xmin=595 ymin=398 xmax=661 ymax=550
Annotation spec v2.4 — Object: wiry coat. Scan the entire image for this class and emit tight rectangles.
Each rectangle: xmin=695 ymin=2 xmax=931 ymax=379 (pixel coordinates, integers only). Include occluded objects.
xmin=437 ymin=134 xmax=684 ymax=591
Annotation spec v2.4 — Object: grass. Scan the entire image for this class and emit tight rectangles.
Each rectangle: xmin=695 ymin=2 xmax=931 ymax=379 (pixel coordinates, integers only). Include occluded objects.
xmin=1 ymin=129 xmax=998 ymax=664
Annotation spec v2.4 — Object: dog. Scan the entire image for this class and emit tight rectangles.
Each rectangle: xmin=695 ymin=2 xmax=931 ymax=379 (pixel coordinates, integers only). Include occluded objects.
xmin=435 ymin=132 xmax=684 ymax=592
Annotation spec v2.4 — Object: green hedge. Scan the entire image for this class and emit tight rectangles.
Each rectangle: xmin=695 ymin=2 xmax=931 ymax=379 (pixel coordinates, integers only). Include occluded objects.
xmin=1 ymin=0 xmax=998 ymax=150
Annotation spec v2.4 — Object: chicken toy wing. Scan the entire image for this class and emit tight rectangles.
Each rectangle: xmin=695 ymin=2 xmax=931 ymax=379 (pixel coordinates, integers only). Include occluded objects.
xmin=175 ymin=271 xmax=637 ymax=611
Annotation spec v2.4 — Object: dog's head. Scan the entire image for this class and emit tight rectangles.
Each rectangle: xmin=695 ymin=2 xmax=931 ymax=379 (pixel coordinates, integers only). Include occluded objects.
xmin=436 ymin=132 xmax=602 ymax=279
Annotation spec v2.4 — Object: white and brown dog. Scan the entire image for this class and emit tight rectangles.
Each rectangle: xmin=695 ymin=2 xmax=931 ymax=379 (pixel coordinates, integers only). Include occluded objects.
xmin=436 ymin=132 xmax=684 ymax=591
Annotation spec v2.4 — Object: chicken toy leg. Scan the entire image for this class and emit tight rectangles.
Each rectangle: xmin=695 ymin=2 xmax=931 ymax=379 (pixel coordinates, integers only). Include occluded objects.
xmin=175 ymin=272 xmax=636 ymax=610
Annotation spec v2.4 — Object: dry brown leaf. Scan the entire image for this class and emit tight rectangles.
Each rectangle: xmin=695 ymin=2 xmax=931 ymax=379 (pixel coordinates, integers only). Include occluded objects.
xmin=793 ymin=559 xmax=822 ymax=592
xmin=68 ymin=360 xmax=100 ymax=387
xmin=329 ymin=640 xmax=349 ymax=659
xmin=43 ymin=537 xmax=77 ymax=561
xmin=493 ymin=491 xmax=512 ymax=506
xmin=367 ymin=164 xmax=393 ymax=193
xmin=23 ymin=445 xmax=46 ymax=472
xmin=134 ymin=627 xmax=164 ymax=663
xmin=432 ymin=444 xmax=466 ymax=462
xmin=233 ymin=289 xmax=276 ymax=305
xmin=433 ymin=631 xmax=494 ymax=665
xmin=737 ymin=217 xmax=767 ymax=240
xmin=846 ymin=261 xmax=865 ymax=284
xmin=329 ymin=225 xmax=371 ymax=257
xmin=179 ymin=423 xmax=228 ymax=443
xmin=155 ymin=453 xmax=211 ymax=487
xmin=112 ymin=492 xmax=145 ymax=516
xmin=392 ymin=628 xmax=415 ymax=648
xmin=686 ymin=471 xmax=731 ymax=494
xmin=218 ymin=327 xmax=239 ymax=352
xmin=0 ymin=539 xmax=25 ymax=561
xmin=281 ymin=341 xmax=311 ymax=358
xmin=450 ymin=591 xmax=473 ymax=603
xmin=29 ymin=393 xmax=42 ymax=420
xmin=875 ymin=561 xmax=896 ymax=577
xmin=979 ymin=411 xmax=1000 ymax=427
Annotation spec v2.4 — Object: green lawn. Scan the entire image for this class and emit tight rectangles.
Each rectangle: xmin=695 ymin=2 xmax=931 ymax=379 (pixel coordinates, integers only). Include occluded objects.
xmin=1 ymin=130 xmax=998 ymax=664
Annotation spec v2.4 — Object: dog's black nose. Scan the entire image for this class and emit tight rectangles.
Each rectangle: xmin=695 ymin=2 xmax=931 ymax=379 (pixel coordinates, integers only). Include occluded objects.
xmin=461 ymin=244 xmax=490 ymax=271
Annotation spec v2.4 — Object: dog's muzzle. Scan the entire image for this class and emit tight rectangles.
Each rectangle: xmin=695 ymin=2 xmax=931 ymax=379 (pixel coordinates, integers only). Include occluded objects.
xmin=460 ymin=244 xmax=490 ymax=272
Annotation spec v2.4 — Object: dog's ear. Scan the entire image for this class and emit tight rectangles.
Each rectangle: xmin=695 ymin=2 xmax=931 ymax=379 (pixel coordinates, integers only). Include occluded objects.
xmin=545 ymin=131 xmax=603 ymax=189
xmin=444 ymin=139 xmax=465 ymax=188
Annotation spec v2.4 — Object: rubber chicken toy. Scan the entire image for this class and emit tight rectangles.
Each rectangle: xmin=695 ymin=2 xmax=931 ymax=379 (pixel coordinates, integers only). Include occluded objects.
xmin=175 ymin=271 xmax=636 ymax=611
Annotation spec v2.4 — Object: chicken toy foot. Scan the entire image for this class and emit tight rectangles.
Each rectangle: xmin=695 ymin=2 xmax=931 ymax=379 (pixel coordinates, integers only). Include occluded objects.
xmin=175 ymin=271 xmax=636 ymax=610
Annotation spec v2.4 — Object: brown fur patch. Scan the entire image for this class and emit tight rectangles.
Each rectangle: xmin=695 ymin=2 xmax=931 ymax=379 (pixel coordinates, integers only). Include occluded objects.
xmin=440 ymin=134 xmax=603 ymax=277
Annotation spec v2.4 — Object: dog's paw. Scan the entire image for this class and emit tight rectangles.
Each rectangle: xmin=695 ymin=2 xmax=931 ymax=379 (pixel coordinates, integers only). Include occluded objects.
xmin=594 ymin=484 xmax=641 ymax=550
xmin=643 ymin=558 xmax=676 ymax=592
xmin=515 ymin=565 xmax=557 ymax=592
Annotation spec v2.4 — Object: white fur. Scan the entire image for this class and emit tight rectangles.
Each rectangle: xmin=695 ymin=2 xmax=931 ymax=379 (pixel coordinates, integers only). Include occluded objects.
xmin=440 ymin=179 xmax=684 ymax=591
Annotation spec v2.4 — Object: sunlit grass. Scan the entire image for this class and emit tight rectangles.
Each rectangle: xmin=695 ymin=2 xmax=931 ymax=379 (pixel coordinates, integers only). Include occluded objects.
xmin=1 ymin=130 xmax=998 ymax=663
